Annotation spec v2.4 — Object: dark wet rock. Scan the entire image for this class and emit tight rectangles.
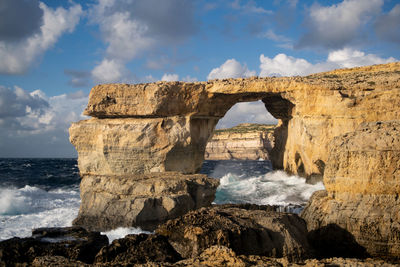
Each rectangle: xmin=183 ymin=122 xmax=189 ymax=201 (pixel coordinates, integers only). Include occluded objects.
xmin=156 ymin=204 xmax=312 ymax=262
xmin=0 ymin=226 xmax=108 ymax=266
xmin=94 ymin=233 xmax=182 ymax=265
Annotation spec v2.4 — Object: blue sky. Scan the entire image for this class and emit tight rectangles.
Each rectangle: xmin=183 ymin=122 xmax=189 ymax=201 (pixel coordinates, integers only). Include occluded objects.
xmin=0 ymin=0 xmax=399 ymax=157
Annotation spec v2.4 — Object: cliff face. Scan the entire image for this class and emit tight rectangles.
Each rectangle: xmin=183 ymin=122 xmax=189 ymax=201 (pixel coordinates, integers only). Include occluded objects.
xmin=70 ymin=62 xmax=400 ymax=257
xmin=204 ymin=123 xmax=275 ymax=160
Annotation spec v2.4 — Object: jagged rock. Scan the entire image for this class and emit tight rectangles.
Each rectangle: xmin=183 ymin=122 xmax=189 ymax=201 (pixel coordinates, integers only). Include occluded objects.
xmin=73 ymin=172 xmax=219 ymax=231
xmin=156 ymin=204 xmax=312 ymax=261
xmin=205 ymin=123 xmax=275 ymax=160
xmin=302 ymin=121 xmax=400 ymax=260
xmin=0 ymin=227 xmax=108 ymax=266
xmin=94 ymin=234 xmax=181 ymax=265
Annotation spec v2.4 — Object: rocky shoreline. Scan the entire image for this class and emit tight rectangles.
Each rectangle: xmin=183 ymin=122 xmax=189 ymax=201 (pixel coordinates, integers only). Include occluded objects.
xmin=2 ymin=204 xmax=399 ymax=266
xmin=3 ymin=63 xmax=399 ymax=266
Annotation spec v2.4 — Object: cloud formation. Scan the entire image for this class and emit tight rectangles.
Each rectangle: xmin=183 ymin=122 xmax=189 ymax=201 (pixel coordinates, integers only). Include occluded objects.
xmin=297 ymin=0 xmax=383 ymax=49
xmin=0 ymin=85 xmax=88 ymax=157
xmin=90 ymin=0 xmax=197 ymax=83
xmin=208 ymin=59 xmax=256 ymax=80
xmin=0 ymin=2 xmax=83 ymax=74
xmin=259 ymin=48 xmax=396 ymax=77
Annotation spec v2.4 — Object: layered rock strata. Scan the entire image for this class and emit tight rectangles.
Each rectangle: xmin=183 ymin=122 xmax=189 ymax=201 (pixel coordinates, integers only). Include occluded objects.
xmin=73 ymin=172 xmax=219 ymax=231
xmin=301 ymin=121 xmax=400 ymax=259
xmin=204 ymin=123 xmax=275 ymax=160
xmin=73 ymin=62 xmax=400 ymax=180
xmin=70 ymin=62 xmax=400 ymax=256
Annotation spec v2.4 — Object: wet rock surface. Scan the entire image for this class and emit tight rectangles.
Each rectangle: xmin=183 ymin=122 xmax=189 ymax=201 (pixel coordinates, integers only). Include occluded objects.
xmin=94 ymin=234 xmax=181 ymax=265
xmin=156 ymin=204 xmax=312 ymax=261
xmin=0 ymin=226 xmax=108 ymax=266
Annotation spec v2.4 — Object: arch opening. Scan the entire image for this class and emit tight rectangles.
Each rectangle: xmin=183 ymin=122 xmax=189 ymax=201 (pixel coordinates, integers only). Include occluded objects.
xmin=197 ymin=97 xmax=323 ymax=213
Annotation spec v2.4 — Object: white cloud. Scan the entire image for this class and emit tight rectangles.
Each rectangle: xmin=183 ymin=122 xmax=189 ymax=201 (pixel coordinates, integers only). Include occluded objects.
xmin=216 ymin=101 xmax=277 ymax=129
xmin=259 ymin=54 xmax=316 ymax=77
xmin=89 ymin=0 xmax=197 ymax=83
xmin=0 ymin=2 xmax=83 ymax=74
xmin=92 ymin=59 xmax=127 ymax=84
xmin=297 ymin=0 xmax=383 ymax=49
xmin=208 ymin=59 xmax=256 ymax=80
xmin=259 ymin=48 xmax=397 ymax=77
xmin=161 ymin=74 xmax=179 ymax=82
xmin=327 ymin=48 xmax=396 ymax=68
xmin=160 ymin=74 xmax=198 ymax=82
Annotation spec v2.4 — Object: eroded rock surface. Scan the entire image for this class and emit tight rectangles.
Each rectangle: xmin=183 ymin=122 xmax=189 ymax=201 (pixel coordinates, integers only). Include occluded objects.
xmin=302 ymin=121 xmax=400 ymax=259
xmin=156 ymin=204 xmax=312 ymax=262
xmin=73 ymin=172 xmax=219 ymax=231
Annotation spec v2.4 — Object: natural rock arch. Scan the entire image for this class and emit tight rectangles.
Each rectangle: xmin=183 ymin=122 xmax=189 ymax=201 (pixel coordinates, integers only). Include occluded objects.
xmin=70 ymin=62 xmax=400 ymax=258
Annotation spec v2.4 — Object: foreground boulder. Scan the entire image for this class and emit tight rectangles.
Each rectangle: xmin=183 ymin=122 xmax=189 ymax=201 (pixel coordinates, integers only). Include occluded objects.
xmin=94 ymin=234 xmax=182 ymax=265
xmin=73 ymin=172 xmax=219 ymax=231
xmin=0 ymin=227 xmax=108 ymax=266
xmin=157 ymin=204 xmax=312 ymax=261
xmin=302 ymin=121 xmax=400 ymax=260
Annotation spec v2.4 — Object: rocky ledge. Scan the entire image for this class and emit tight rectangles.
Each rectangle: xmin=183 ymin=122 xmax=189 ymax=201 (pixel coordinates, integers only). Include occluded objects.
xmin=73 ymin=172 xmax=219 ymax=231
xmin=205 ymin=123 xmax=275 ymax=160
xmin=2 ymin=205 xmax=399 ymax=266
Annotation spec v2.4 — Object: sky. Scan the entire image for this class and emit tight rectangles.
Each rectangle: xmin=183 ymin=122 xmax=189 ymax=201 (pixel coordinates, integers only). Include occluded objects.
xmin=0 ymin=0 xmax=399 ymax=157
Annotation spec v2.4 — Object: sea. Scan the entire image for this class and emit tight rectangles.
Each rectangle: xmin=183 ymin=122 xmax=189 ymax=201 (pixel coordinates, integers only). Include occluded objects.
xmin=0 ymin=158 xmax=324 ymax=242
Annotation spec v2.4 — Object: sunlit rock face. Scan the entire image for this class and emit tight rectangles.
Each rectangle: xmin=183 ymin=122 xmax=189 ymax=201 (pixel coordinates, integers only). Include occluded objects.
xmin=70 ymin=62 xmax=400 ymax=257
xmin=74 ymin=62 xmax=400 ymax=180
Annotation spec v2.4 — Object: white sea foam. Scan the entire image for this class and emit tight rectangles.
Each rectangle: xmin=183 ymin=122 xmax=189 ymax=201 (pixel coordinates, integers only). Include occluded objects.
xmin=215 ymin=170 xmax=325 ymax=209
xmin=102 ymin=227 xmax=153 ymax=244
xmin=0 ymin=186 xmax=80 ymax=240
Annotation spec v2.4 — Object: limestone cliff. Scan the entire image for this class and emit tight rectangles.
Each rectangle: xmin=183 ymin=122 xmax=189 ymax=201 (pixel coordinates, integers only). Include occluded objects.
xmin=70 ymin=62 xmax=400 ymax=258
xmin=75 ymin=62 xmax=400 ymax=180
xmin=301 ymin=121 xmax=400 ymax=259
xmin=204 ymin=123 xmax=275 ymax=160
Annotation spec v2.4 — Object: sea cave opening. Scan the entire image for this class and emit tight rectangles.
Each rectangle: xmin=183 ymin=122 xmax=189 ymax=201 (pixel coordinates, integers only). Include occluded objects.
xmin=199 ymin=99 xmax=324 ymax=213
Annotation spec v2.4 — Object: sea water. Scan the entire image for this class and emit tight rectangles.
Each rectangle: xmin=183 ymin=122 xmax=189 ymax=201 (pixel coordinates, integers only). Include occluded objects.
xmin=0 ymin=158 xmax=324 ymax=242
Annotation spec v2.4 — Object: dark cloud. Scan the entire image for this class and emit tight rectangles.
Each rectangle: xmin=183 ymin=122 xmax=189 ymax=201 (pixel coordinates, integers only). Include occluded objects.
xmin=375 ymin=4 xmax=400 ymax=45
xmin=0 ymin=86 xmax=48 ymax=119
xmin=0 ymin=0 xmax=43 ymax=42
xmin=64 ymin=69 xmax=92 ymax=88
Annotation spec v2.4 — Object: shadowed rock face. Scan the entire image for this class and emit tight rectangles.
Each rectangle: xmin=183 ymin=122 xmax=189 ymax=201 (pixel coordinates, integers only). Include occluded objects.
xmin=69 ymin=62 xmax=400 ymax=258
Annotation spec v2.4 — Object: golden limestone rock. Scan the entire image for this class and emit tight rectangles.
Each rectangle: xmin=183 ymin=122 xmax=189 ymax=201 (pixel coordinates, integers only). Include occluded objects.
xmin=69 ymin=62 xmax=400 ymax=258
xmin=301 ymin=121 xmax=400 ymax=259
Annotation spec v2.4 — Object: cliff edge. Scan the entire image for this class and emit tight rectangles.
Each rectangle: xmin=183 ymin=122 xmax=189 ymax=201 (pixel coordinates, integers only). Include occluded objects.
xmin=70 ymin=62 xmax=400 ymax=259
xmin=204 ymin=123 xmax=275 ymax=160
